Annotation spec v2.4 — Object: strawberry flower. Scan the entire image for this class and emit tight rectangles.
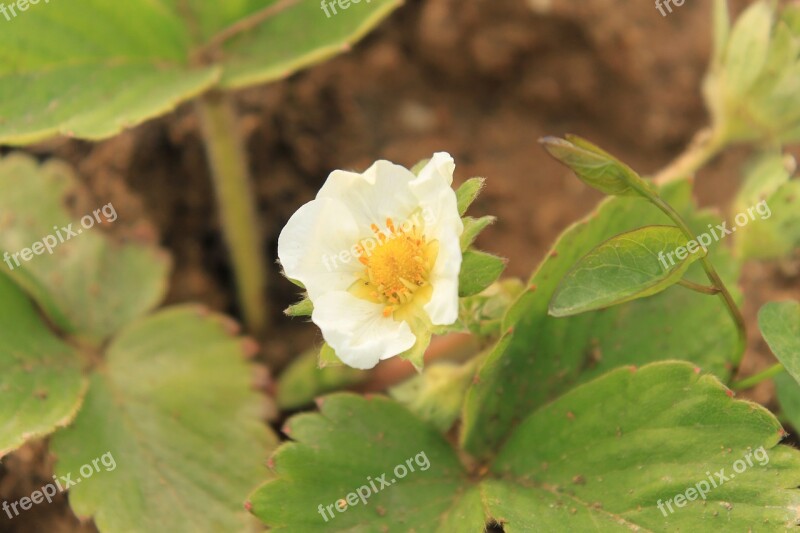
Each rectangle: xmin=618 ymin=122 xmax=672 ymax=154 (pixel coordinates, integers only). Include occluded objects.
xmin=278 ymin=153 xmax=463 ymax=369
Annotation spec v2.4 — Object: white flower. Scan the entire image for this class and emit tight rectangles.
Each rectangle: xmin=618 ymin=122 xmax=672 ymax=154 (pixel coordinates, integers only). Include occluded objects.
xmin=278 ymin=153 xmax=464 ymax=369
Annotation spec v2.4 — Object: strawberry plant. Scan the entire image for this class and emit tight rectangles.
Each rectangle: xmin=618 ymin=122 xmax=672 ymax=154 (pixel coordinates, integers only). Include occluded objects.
xmin=1 ymin=0 xmax=799 ymax=532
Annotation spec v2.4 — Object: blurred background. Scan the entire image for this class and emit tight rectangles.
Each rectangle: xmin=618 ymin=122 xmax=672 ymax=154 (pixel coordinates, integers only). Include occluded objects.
xmin=2 ymin=0 xmax=799 ymax=530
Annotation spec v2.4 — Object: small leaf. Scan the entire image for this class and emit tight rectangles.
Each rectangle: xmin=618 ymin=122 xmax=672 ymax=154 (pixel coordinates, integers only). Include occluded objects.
xmin=550 ymin=225 xmax=705 ymax=317
xmin=455 ymin=177 xmax=485 ymax=216
xmin=724 ymin=0 xmax=773 ymax=96
xmin=458 ymin=250 xmax=506 ymax=297
xmin=51 ymin=306 xmax=277 ymax=532
xmin=285 ymin=297 xmax=313 ymax=317
xmin=460 ymin=215 xmax=495 ymax=251
xmin=539 ymin=135 xmax=653 ymax=197
xmin=318 ymin=343 xmax=346 ymax=368
xmin=0 ymin=272 xmax=87 ymax=457
xmin=759 ymin=301 xmax=800 ymax=384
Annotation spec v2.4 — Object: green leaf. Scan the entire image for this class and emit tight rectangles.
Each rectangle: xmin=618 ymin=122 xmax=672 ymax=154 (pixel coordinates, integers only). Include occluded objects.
xmin=249 ymin=394 xmax=470 ymax=531
xmin=550 ymin=225 xmax=705 ymax=317
xmin=319 ymin=342 xmax=346 ymax=368
xmin=0 ymin=272 xmax=87 ymax=457
xmin=51 ymin=306 xmax=277 ymax=532
xmin=458 ymin=250 xmax=506 ymax=297
xmin=735 ymin=152 xmax=800 ymax=261
xmin=251 ymin=363 xmax=800 ymax=530
xmin=0 ymin=0 xmax=401 ymax=143
xmin=455 ymin=177 xmax=485 ymax=216
xmin=775 ymin=372 xmax=800 ymax=433
xmin=218 ymin=0 xmax=403 ymax=89
xmin=723 ymin=0 xmax=773 ymax=96
xmin=711 ymin=0 xmax=732 ymax=68
xmin=492 ymin=362 xmax=800 ymax=530
xmin=759 ymin=301 xmax=800 ymax=384
xmin=539 ymin=135 xmax=653 ymax=197
xmin=0 ymin=154 xmax=169 ymax=343
xmin=462 ymin=181 xmax=742 ymax=457
xmin=460 ymin=215 xmax=495 ymax=252
xmin=456 ymin=278 xmax=525 ymax=337
xmin=277 ymin=348 xmax=365 ymax=410
xmin=285 ymin=297 xmax=313 ymax=317
xmin=707 ymin=1 xmax=800 ymax=144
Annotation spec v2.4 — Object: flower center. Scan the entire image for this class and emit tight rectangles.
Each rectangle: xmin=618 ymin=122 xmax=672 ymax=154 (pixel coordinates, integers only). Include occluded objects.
xmin=353 ymin=217 xmax=438 ymax=317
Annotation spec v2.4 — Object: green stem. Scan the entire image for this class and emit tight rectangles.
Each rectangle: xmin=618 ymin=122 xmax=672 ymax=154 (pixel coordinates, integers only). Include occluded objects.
xmin=678 ymin=279 xmax=721 ymax=295
xmin=731 ymin=363 xmax=785 ymax=390
xmin=196 ymin=92 xmax=268 ymax=336
xmin=653 ymin=128 xmax=726 ymax=185
xmin=647 ymin=194 xmax=747 ymax=364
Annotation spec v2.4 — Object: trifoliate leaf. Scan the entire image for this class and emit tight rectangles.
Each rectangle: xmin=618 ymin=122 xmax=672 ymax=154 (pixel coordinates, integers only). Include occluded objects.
xmin=462 ymin=181 xmax=741 ymax=457
xmin=0 ymin=0 xmax=402 ymax=143
xmin=250 ymin=363 xmax=800 ymax=531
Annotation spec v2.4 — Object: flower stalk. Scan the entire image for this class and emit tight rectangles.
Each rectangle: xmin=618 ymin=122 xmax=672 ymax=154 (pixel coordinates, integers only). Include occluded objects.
xmin=196 ymin=91 xmax=268 ymax=336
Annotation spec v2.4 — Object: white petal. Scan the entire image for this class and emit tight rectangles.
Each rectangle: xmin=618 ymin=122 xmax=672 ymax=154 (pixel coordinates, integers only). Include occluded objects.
xmin=425 ymin=237 xmax=462 ymax=325
xmin=414 ymin=152 xmax=455 ymax=189
xmin=312 ymin=291 xmax=416 ymax=369
xmin=317 ymin=160 xmax=419 ymax=231
xmin=277 ymin=197 xmax=364 ymax=300
xmin=409 ymin=153 xmax=463 ymax=325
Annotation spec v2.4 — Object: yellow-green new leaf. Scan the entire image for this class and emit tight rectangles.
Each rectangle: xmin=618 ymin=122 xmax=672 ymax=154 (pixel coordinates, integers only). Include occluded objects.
xmin=540 ymin=135 xmax=653 ymax=197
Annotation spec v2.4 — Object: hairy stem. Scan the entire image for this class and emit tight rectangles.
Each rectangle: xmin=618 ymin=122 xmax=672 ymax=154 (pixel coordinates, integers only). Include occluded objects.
xmin=196 ymin=92 xmax=268 ymax=336
xmin=731 ymin=363 xmax=785 ymax=390
xmin=648 ymin=194 xmax=747 ymax=364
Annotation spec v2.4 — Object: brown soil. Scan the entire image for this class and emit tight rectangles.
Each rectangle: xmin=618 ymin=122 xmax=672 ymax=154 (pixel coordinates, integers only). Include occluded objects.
xmin=2 ymin=0 xmax=798 ymax=531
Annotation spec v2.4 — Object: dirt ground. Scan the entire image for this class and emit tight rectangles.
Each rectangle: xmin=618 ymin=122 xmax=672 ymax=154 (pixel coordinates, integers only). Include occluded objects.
xmin=2 ymin=0 xmax=798 ymax=531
